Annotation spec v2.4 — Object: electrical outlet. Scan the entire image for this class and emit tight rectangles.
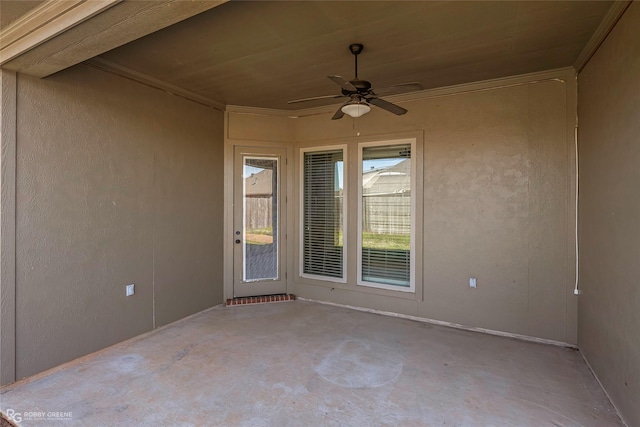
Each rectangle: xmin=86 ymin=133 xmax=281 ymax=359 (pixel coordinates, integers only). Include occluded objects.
xmin=469 ymin=277 xmax=477 ymax=288
xmin=126 ymin=284 xmax=135 ymax=296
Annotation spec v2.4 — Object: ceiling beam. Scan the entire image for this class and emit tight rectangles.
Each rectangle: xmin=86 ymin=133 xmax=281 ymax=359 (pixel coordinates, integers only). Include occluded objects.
xmin=0 ymin=1 xmax=120 ymax=64
xmin=85 ymin=57 xmax=225 ymax=111
xmin=0 ymin=0 xmax=227 ymax=78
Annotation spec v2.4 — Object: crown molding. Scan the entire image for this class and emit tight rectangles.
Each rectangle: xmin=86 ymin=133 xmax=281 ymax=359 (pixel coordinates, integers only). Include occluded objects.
xmin=85 ymin=58 xmax=225 ymax=110
xmin=225 ymin=105 xmax=297 ymax=117
xmin=228 ymin=67 xmax=576 ymax=119
xmin=0 ymin=0 xmax=120 ymax=65
xmin=574 ymin=0 xmax=632 ymax=73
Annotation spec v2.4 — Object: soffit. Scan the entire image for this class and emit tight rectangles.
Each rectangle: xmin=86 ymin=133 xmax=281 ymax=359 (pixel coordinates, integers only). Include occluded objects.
xmin=0 ymin=1 xmax=228 ymax=78
xmin=97 ymin=1 xmax=612 ymax=109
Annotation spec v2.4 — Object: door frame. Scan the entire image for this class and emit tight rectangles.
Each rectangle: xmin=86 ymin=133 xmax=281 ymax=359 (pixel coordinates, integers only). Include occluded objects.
xmin=223 ymin=140 xmax=293 ymax=302
xmin=232 ymin=147 xmax=287 ymax=297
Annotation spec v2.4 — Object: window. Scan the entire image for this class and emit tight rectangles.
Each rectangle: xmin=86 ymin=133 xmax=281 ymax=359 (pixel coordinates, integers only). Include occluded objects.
xmin=300 ymin=147 xmax=346 ymax=281
xmin=358 ymin=141 xmax=415 ymax=291
xmin=298 ymin=138 xmax=418 ymax=294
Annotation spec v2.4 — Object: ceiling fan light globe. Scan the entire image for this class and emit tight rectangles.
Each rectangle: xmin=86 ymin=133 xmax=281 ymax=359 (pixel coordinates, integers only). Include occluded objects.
xmin=341 ymin=103 xmax=370 ymax=118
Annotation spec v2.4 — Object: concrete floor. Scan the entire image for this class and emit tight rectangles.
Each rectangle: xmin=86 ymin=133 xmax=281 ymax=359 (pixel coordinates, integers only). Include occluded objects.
xmin=0 ymin=301 xmax=624 ymax=426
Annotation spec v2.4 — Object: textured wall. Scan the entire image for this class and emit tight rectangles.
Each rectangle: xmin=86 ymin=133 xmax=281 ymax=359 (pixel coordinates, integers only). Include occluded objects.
xmin=14 ymin=64 xmax=224 ymax=380
xmin=1 ymin=70 xmax=18 ymax=385
xmin=578 ymin=3 xmax=640 ymax=426
xmin=280 ymin=75 xmax=576 ymax=344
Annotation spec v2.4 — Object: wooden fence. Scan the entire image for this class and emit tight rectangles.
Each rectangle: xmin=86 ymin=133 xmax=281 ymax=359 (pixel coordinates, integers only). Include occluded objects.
xmin=246 ymin=192 xmax=410 ymax=235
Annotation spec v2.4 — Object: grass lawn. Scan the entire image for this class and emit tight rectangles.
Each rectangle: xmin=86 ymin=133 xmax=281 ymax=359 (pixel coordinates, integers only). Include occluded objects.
xmin=247 ymin=227 xmax=410 ymax=250
xmin=363 ymin=232 xmax=410 ymax=250
xmin=246 ymin=227 xmax=273 ymax=245
xmin=337 ymin=231 xmax=409 ymax=250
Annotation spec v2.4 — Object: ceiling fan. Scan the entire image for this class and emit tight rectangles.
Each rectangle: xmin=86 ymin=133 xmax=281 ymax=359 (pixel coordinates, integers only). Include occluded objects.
xmin=288 ymin=43 xmax=423 ymax=120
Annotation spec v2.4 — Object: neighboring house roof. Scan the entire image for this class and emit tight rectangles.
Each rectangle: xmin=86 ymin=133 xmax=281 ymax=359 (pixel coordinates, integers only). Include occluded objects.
xmin=246 ymin=160 xmax=409 ymax=197
xmin=245 ymin=169 xmax=273 ymax=196
xmin=363 ymin=159 xmax=411 ymax=195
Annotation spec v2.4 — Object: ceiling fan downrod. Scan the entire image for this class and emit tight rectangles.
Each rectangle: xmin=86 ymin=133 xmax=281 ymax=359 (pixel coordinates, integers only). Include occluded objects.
xmin=349 ymin=43 xmax=363 ymax=79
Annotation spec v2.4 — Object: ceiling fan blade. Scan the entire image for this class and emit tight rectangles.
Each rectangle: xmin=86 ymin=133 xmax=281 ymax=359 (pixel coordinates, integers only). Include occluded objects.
xmin=373 ymin=82 xmax=424 ymax=96
xmin=328 ymin=75 xmax=357 ymax=92
xmin=288 ymin=94 xmax=346 ymax=104
xmin=368 ymin=97 xmax=408 ymax=116
xmin=331 ymin=106 xmax=346 ymax=120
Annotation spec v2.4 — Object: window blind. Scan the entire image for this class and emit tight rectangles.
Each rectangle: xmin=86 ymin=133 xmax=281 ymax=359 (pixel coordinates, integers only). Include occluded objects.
xmin=303 ymin=150 xmax=344 ymax=278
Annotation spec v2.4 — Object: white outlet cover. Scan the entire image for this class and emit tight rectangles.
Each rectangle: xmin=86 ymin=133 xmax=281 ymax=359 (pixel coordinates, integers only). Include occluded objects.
xmin=469 ymin=277 xmax=477 ymax=288
xmin=126 ymin=284 xmax=135 ymax=296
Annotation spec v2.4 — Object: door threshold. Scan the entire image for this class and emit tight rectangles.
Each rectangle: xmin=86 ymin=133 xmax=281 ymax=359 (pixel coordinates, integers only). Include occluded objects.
xmin=226 ymin=294 xmax=296 ymax=306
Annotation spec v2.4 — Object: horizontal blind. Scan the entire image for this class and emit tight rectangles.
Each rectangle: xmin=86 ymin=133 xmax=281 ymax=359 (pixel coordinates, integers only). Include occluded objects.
xmin=361 ymin=144 xmax=411 ymax=287
xmin=361 ymin=247 xmax=410 ymax=286
xmin=303 ymin=150 xmax=343 ymax=278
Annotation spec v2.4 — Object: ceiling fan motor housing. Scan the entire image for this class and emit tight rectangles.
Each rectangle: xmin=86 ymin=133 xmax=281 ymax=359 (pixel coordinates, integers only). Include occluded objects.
xmin=342 ymin=79 xmax=372 ymax=96
xmin=349 ymin=43 xmax=364 ymax=55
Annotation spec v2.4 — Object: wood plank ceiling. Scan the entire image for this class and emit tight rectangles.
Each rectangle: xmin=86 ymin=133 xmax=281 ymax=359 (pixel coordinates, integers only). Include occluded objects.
xmin=92 ymin=1 xmax=613 ymax=109
xmin=0 ymin=1 xmax=45 ymax=28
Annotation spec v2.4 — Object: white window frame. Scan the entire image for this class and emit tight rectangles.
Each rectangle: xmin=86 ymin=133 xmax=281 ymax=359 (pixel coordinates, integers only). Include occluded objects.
xmin=357 ymin=139 xmax=416 ymax=293
xmin=299 ymin=145 xmax=348 ymax=283
xmin=243 ymin=155 xmax=280 ymax=282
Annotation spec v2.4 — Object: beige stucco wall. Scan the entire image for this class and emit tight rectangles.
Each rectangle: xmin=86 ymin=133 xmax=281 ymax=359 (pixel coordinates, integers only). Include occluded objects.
xmin=12 ymin=64 xmax=224 ymax=380
xmin=226 ymin=70 xmax=578 ymax=345
xmin=577 ymin=3 xmax=640 ymax=426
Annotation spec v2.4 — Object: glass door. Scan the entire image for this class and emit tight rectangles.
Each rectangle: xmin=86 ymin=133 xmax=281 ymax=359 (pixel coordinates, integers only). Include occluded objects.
xmin=233 ymin=147 xmax=287 ymax=297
